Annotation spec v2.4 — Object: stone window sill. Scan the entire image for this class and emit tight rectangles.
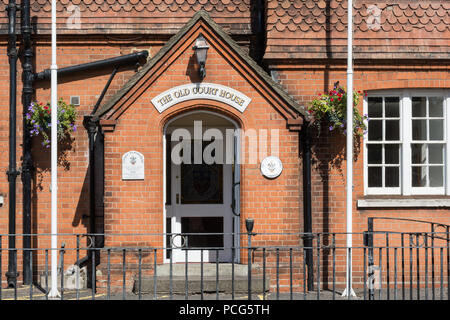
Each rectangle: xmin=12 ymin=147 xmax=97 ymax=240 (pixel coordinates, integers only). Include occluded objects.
xmin=357 ymin=198 xmax=450 ymax=208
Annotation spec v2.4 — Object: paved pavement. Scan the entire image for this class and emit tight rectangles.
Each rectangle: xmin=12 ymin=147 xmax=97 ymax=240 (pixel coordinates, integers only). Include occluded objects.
xmin=0 ymin=285 xmax=448 ymax=301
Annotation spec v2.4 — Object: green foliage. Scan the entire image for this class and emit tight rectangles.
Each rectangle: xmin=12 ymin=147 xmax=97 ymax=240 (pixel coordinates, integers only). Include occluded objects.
xmin=307 ymin=82 xmax=368 ymax=137
xmin=26 ymin=98 xmax=77 ymax=148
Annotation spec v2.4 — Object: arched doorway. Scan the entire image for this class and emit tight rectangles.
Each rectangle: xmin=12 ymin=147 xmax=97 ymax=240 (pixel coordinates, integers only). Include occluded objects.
xmin=163 ymin=110 xmax=240 ymax=263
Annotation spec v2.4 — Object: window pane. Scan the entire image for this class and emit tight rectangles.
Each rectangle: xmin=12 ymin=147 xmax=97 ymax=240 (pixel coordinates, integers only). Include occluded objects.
xmin=385 ymin=120 xmax=400 ymax=140
xmin=368 ymin=120 xmax=383 ymax=141
xmin=368 ymin=167 xmax=382 ymax=187
xmin=385 ymin=97 xmax=400 ymax=117
xmin=412 ymin=120 xmax=427 ymax=140
xmin=429 ymin=144 xmax=444 ymax=164
xmin=429 ymin=166 xmax=443 ymax=187
xmin=385 ymin=167 xmax=399 ymax=187
xmin=429 ymin=97 xmax=444 ymax=117
xmin=411 ymin=144 xmax=427 ymax=164
xmin=385 ymin=144 xmax=400 ymax=164
xmin=412 ymin=97 xmax=426 ymax=117
xmin=368 ymin=145 xmax=382 ymax=164
xmin=429 ymin=119 xmax=444 ymax=140
xmin=412 ymin=166 xmax=427 ymax=187
xmin=368 ymin=97 xmax=382 ymax=117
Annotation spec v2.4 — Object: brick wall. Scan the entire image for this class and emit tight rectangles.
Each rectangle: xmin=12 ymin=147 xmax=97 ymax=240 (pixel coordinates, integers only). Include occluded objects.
xmin=0 ymin=5 xmax=448 ymax=293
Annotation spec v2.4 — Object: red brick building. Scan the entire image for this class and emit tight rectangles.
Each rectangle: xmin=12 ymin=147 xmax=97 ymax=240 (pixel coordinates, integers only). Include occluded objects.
xmin=0 ymin=0 xmax=449 ymax=295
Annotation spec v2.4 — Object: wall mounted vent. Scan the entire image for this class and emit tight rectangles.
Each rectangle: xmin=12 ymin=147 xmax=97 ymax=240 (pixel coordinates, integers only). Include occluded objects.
xmin=70 ymin=96 xmax=80 ymax=106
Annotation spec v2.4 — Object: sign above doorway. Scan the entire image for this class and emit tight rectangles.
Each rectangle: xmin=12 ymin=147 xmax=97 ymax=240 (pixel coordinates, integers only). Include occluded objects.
xmin=151 ymin=83 xmax=251 ymax=113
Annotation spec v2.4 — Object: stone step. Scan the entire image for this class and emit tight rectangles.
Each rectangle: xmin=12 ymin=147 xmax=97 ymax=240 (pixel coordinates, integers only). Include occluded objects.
xmin=133 ymin=263 xmax=269 ymax=294
xmin=133 ymin=276 xmax=270 ymax=294
xmin=154 ymin=263 xmax=253 ymax=277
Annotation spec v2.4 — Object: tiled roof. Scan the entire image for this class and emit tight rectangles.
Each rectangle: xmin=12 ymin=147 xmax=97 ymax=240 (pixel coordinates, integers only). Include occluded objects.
xmin=0 ymin=0 xmax=253 ymax=35
xmin=30 ymin=0 xmax=250 ymax=14
xmin=266 ymin=0 xmax=450 ymax=60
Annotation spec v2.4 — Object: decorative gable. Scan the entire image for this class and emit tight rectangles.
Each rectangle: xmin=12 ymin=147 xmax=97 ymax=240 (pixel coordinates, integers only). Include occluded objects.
xmin=94 ymin=11 xmax=307 ymax=131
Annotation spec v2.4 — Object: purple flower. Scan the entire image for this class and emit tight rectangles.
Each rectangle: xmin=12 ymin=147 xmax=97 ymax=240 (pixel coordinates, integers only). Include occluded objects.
xmin=329 ymin=126 xmax=333 ymax=131
xmin=26 ymin=113 xmax=31 ymax=119
xmin=73 ymin=125 xmax=77 ymax=132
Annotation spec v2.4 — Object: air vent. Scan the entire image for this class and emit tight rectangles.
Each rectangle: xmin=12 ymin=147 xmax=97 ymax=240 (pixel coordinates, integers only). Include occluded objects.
xmin=70 ymin=96 xmax=80 ymax=106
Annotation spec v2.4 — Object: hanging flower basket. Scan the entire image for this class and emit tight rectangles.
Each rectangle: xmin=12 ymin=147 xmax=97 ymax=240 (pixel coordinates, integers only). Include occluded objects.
xmin=307 ymin=82 xmax=368 ymax=137
xmin=26 ymin=98 xmax=77 ymax=148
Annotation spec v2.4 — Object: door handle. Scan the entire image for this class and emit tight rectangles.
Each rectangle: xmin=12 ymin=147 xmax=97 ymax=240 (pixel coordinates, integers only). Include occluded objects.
xmin=176 ymin=193 xmax=180 ymax=204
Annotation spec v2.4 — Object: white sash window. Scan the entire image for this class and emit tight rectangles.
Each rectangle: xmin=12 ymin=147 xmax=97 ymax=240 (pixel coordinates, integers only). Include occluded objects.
xmin=364 ymin=90 xmax=450 ymax=195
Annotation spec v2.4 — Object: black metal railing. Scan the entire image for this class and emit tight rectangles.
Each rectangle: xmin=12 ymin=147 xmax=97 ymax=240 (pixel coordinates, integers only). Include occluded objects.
xmin=0 ymin=229 xmax=448 ymax=300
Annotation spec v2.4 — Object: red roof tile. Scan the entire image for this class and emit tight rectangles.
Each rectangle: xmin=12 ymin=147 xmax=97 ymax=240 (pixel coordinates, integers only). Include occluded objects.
xmin=0 ymin=0 xmax=253 ymax=35
xmin=266 ymin=0 xmax=450 ymax=60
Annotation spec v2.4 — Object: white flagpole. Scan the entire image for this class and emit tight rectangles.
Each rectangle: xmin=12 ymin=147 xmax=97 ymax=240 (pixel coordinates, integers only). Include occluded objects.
xmin=342 ymin=0 xmax=356 ymax=297
xmin=48 ymin=0 xmax=60 ymax=298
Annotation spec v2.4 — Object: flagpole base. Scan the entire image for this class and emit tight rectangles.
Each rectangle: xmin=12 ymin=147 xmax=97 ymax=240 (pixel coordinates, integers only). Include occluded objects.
xmin=48 ymin=288 xmax=60 ymax=299
xmin=341 ymin=287 xmax=357 ymax=297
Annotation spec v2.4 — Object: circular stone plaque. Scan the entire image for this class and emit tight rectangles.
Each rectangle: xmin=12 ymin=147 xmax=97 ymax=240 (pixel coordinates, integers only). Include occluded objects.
xmin=260 ymin=156 xmax=283 ymax=179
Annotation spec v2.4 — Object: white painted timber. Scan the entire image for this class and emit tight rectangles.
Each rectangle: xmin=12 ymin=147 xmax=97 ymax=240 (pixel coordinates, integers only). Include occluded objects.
xmin=357 ymin=198 xmax=450 ymax=208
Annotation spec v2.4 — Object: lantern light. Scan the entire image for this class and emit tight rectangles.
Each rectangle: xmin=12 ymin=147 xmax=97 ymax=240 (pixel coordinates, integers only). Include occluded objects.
xmin=193 ymin=33 xmax=209 ymax=80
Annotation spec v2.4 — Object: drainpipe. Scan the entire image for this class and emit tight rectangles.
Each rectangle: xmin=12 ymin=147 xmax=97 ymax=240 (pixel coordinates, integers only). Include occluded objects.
xmin=301 ymin=121 xmax=314 ymax=291
xmin=5 ymin=0 xmax=20 ymax=288
xmin=21 ymin=0 xmax=33 ymax=286
xmin=250 ymin=0 xmax=266 ymax=65
xmin=83 ymin=115 xmax=98 ymax=290
xmin=34 ymin=51 xmax=148 ymax=82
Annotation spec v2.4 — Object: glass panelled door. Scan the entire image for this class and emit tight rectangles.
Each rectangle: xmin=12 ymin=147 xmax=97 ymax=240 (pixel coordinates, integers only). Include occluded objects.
xmin=166 ymin=127 xmax=233 ymax=263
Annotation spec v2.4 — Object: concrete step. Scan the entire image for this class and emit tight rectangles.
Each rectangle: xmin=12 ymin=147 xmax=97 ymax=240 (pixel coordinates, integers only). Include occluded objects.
xmin=133 ymin=276 xmax=270 ymax=294
xmin=132 ymin=263 xmax=269 ymax=294
xmin=154 ymin=263 xmax=251 ymax=277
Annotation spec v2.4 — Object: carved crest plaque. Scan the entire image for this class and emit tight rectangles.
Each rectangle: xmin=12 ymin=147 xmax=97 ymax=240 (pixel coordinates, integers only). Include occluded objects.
xmin=122 ymin=151 xmax=145 ymax=180
xmin=260 ymin=156 xmax=283 ymax=179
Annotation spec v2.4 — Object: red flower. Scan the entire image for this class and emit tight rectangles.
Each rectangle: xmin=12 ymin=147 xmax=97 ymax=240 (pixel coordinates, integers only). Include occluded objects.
xmin=330 ymin=98 xmax=334 ymax=102
xmin=44 ymin=106 xmax=48 ymax=110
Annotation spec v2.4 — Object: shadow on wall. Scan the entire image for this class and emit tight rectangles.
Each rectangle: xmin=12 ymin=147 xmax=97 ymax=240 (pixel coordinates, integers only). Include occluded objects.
xmin=31 ymin=135 xmax=89 ymax=230
xmin=32 ymin=136 xmax=74 ymax=190
xmin=309 ymin=125 xmax=363 ymax=290
xmin=72 ymin=170 xmax=90 ymax=230
xmin=186 ymin=53 xmax=202 ymax=83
